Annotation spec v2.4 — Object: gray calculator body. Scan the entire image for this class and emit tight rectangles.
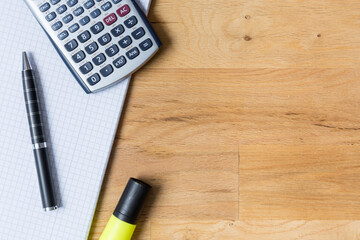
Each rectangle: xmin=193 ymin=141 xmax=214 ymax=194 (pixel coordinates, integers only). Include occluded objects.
xmin=24 ymin=0 xmax=161 ymax=93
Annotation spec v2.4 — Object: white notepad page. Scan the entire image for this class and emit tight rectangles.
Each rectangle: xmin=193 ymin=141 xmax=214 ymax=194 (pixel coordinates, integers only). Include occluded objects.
xmin=0 ymin=0 xmax=151 ymax=239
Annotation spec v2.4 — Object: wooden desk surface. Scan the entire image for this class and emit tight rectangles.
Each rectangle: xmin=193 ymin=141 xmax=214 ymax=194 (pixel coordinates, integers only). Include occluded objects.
xmin=88 ymin=0 xmax=360 ymax=239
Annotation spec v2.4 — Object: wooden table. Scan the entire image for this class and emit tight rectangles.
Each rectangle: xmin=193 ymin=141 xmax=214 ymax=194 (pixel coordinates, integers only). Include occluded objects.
xmin=88 ymin=0 xmax=360 ymax=239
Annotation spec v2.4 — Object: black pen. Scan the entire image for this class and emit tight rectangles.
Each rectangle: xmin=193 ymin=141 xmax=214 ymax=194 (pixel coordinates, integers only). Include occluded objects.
xmin=22 ymin=52 xmax=58 ymax=212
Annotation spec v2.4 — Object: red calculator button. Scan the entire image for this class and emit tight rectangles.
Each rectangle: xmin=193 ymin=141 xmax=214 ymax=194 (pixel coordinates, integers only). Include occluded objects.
xmin=116 ymin=5 xmax=130 ymax=17
xmin=103 ymin=13 xmax=118 ymax=26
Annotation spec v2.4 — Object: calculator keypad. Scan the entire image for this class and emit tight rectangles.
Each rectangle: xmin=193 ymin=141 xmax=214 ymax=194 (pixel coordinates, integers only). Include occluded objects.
xmin=65 ymin=39 xmax=78 ymax=51
xmin=90 ymin=22 xmax=104 ymax=34
xmin=69 ymin=23 xmax=79 ymax=33
xmin=84 ymin=0 xmax=95 ymax=9
xmin=126 ymin=47 xmax=140 ymax=59
xmin=132 ymin=27 xmax=145 ymax=40
xmin=46 ymin=12 xmax=56 ymax=21
xmin=105 ymin=45 xmax=119 ymax=57
xmin=124 ymin=16 xmax=137 ymax=28
xmin=62 ymin=14 xmax=73 ymax=24
xmin=98 ymin=33 xmax=112 ymax=46
xmin=52 ymin=21 xmax=63 ymax=31
xmin=116 ymin=5 xmax=130 ymax=17
xmin=56 ymin=5 xmax=67 ymax=14
xmin=80 ymin=62 xmax=93 ymax=74
xmin=90 ymin=9 xmax=101 ymax=18
xmin=104 ymin=13 xmax=117 ymax=26
xmin=101 ymin=2 xmax=112 ymax=11
xmin=119 ymin=36 xmax=132 ymax=48
xmin=39 ymin=3 xmax=51 ymax=12
xmin=72 ymin=50 xmax=85 ymax=63
xmin=67 ymin=0 xmax=78 ymax=7
xmin=92 ymin=53 xmax=106 ymax=66
xmin=77 ymin=31 xmax=91 ymax=43
xmin=58 ymin=30 xmax=69 ymax=40
xmin=30 ymin=0 xmax=161 ymax=93
xmin=87 ymin=73 xmax=101 ymax=86
xmin=85 ymin=42 xmax=98 ymax=54
xmin=79 ymin=16 xmax=90 ymax=26
xmin=100 ymin=64 xmax=113 ymax=77
xmin=50 ymin=0 xmax=61 ymax=5
xmin=111 ymin=24 xmax=124 ymax=37
xmin=73 ymin=7 xmax=84 ymax=16
xmin=139 ymin=38 xmax=153 ymax=51
xmin=113 ymin=56 xmax=126 ymax=68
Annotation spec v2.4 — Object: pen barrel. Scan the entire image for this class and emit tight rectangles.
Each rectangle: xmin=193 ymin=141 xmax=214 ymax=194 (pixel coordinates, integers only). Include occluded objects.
xmin=22 ymin=69 xmax=57 ymax=210
xmin=22 ymin=70 xmax=45 ymax=144
xmin=34 ymin=147 xmax=57 ymax=209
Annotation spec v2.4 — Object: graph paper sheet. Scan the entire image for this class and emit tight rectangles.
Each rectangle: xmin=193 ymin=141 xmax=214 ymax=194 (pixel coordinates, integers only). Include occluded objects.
xmin=0 ymin=0 xmax=151 ymax=239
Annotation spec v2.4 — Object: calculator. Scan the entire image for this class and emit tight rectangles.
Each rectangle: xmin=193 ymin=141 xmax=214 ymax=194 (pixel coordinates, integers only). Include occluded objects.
xmin=24 ymin=0 xmax=161 ymax=93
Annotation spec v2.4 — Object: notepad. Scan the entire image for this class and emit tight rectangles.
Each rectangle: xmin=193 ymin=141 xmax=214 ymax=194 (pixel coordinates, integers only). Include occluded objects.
xmin=0 ymin=0 xmax=151 ymax=239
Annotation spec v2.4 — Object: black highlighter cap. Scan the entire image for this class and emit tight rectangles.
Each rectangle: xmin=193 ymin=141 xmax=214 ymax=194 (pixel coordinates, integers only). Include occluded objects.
xmin=113 ymin=178 xmax=151 ymax=225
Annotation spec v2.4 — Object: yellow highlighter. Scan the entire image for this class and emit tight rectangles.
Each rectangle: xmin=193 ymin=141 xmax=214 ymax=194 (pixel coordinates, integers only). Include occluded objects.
xmin=100 ymin=178 xmax=151 ymax=240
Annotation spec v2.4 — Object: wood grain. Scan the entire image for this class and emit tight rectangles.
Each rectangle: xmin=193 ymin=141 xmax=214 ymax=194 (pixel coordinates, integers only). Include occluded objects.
xmin=107 ymin=68 xmax=360 ymax=146
xmin=88 ymin=0 xmax=360 ymax=238
xmin=147 ymin=0 xmax=360 ymax=69
xmin=151 ymin=220 xmax=360 ymax=239
xmin=239 ymin=145 xmax=360 ymax=220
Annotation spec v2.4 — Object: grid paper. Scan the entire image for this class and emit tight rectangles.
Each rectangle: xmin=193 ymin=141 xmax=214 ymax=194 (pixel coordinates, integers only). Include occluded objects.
xmin=0 ymin=0 xmax=151 ymax=239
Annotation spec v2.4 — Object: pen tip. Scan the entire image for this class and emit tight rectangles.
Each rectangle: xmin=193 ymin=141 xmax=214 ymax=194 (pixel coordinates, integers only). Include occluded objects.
xmin=22 ymin=52 xmax=31 ymax=71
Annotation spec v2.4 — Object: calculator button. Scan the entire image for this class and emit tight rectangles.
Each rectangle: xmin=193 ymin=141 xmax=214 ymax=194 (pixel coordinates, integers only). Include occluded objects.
xmin=90 ymin=9 xmax=101 ymax=19
xmin=111 ymin=24 xmax=124 ymax=37
xmin=87 ymin=73 xmax=101 ymax=86
xmin=112 ymin=0 xmax=122 ymax=3
xmin=126 ymin=47 xmax=140 ymax=60
xmin=124 ymin=16 xmax=137 ymax=28
xmin=98 ymin=33 xmax=112 ymax=46
xmin=45 ymin=12 xmax=57 ymax=22
xmin=72 ymin=50 xmax=86 ymax=63
xmin=139 ymin=38 xmax=153 ymax=51
xmin=100 ymin=65 xmax=114 ymax=77
xmin=52 ymin=21 xmax=63 ymax=31
xmin=69 ymin=23 xmax=80 ymax=33
xmin=67 ymin=0 xmax=78 ymax=7
xmin=39 ymin=3 xmax=50 ymax=12
xmin=116 ymin=5 xmax=130 ymax=17
xmin=113 ymin=56 xmax=126 ymax=68
xmin=90 ymin=22 xmax=104 ymax=34
xmin=84 ymin=0 xmax=95 ymax=9
xmin=77 ymin=31 xmax=91 ymax=43
xmin=103 ymin=13 xmax=117 ymax=26
xmin=56 ymin=5 xmax=67 ymax=14
xmin=50 ymin=0 xmax=61 ymax=5
xmin=80 ymin=62 xmax=93 ymax=74
xmin=131 ymin=27 xmax=145 ymax=40
xmin=79 ymin=16 xmax=90 ymax=26
xmin=63 ymin=14 xmax=74 ymax=24
xmin=64 ymin=39 xmax=78 ymax=52
xmin=92 ymin=53 xmax=106 ymax=66
xmin=101 ymin=2 xmax=112 ymax=11
xmin=73 ymin=7 xmax=84 ymax=16
xmin=119 ymin=36 xmax=132 ymax=48
xmin=58 ymin=30 xmax=69 ymax=40
xmin=105 ymin=45 xmax=119 ymax=57
xmin=85 ymin=42 xmax=98 ymax=54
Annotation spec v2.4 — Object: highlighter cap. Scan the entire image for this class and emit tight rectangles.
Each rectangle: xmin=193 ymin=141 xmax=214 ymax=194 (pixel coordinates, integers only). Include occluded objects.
xmin=113 ymin=178 xmax=151 ymax=224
